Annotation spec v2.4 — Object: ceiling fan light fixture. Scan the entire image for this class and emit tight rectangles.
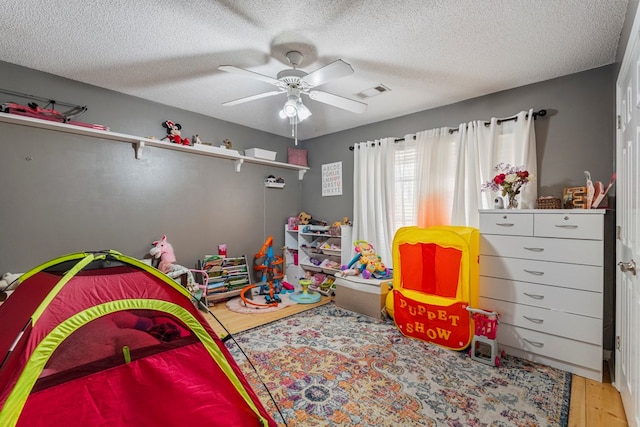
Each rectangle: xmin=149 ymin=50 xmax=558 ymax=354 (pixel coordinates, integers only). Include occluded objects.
xmin=282 ymin=98 xmax=298 ymax=118
xmin=296 ymin=101 xmax=311 ymax=121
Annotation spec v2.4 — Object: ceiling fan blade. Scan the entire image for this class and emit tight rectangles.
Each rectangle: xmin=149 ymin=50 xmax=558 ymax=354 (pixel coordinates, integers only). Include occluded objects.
xmin=222 ymin=90 xmax=283 ymax=106
xmin=218 ymin=65 xmax=281 ymax=86
xmin=302 ymin=60 xmax=354 ymax=87
xmin=308 ymin=90 xmax=367 ymax=114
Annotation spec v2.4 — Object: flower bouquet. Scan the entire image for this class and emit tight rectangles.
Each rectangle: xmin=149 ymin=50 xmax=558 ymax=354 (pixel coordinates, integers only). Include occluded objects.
xmin=482 ymin=163 xmax=534 ymax=209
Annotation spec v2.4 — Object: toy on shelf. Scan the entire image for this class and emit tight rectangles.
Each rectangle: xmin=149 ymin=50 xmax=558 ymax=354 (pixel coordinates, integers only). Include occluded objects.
xmin=287 ymin=216 xmax=299 ymax=230
xmin=297 ymin=211 xmax=327 ymax=226
xmin=466 ymin=306 xmax=505 ymax=367
xmin=340 ymin=240 xmax=391 ymax=279
xmin=149 ymin=235 xmax=200 ymax=295
xmin=309 ymin=275 xmax=335 ymax=296
xmin=0 ymin=87 xmax=109 ymax=130
xmin=162 ymin=120 xmax=190 ymax=145
xmin=240 ymin=236 xmax=287 ymax=307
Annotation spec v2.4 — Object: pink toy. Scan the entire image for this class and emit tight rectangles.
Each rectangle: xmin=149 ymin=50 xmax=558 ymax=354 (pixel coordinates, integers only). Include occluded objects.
xmin=150 ymin=235 xmax=198 ymax=294
xmin=281 ymin=281 xmax=294 ymax=291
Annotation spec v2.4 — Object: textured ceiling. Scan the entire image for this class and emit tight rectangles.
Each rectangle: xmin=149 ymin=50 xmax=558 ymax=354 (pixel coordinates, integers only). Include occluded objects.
xmin=0 ymin=0 xmax=629 ymax=141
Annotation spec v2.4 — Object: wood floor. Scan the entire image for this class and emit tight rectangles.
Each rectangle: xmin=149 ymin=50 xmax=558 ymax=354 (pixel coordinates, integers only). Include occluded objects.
xmin=205 ymin=297 xmax=628 ymax=427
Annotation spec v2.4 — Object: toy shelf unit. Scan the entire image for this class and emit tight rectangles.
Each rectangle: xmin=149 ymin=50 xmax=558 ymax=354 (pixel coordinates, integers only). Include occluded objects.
xmin=297 ymin=224 xmax=353 ymax=281
xmin=197 ymin=255 xmax=252 ymax=305
xmin=284 ymin=226 xmax=304 ymax=286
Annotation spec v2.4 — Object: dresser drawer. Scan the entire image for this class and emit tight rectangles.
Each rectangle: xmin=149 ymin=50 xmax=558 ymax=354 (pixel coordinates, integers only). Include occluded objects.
xmin=479 ymin=256 xmax=602 ymax=292
xmin=478 ymin=297 xmax=602 ymax=344
xmin=479 ymin=277 xmax=602 ymax=317
xmin=480 ymin=234 xmax=603 ymax=266
xmin=497 ymin=324 xmax=602 ymax=370
xmin=534 ymin=212 xmax=604 ymax=240
xmin=479 ymin=212 xmax=533 ymax=236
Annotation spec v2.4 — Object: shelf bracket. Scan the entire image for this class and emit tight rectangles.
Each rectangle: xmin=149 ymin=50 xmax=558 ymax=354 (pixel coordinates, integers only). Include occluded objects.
xmin=234 ymin=158 xmax=244 ymax=173
xmin=298 ymin=169 xmax=307 ymax=180
xmin=134 ymin=141 xmax=145 ymax=159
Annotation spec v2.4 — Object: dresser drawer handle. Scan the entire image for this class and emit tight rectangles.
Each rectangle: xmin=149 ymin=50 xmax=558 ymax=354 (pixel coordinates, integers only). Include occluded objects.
xmin=554 ymin=224 xmax=578 ymax=229
xmin=523 ymin=269 xmax=544 ymax=276
xmin=523 ymin=247 xmax=544 ymax=252
xmin=524 ymin=339 xmax=544 ymax=348
xmin=524 ymin=292 xmax=544 ymax=300
xmin=523 ymin=316 xmax=544 ymax=324
xmin=496 ymin=223 xmax=514 ymax=227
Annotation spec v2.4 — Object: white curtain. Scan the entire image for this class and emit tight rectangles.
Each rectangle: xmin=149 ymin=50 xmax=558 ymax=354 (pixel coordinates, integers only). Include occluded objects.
xmin=351 ymin=138 xmax=396 ymax=266
xmin=414 ymin=127 xmax=461 ymax=227
xmin=351 ymin=110 xmax=538 ymax=263
xmin=410 ymin=110 xmax=538 ymax=229
xmin=454 ymin=109 xmax=538 ymax=224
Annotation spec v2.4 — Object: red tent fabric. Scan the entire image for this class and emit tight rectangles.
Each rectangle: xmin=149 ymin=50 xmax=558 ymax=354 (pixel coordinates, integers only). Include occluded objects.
xmin=0 ymin=251 xmax=276 ymax=427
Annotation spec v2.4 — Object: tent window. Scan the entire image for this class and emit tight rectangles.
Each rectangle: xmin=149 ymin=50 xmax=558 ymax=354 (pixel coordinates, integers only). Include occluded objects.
xmin=34 ymin=310 xmax=196 ymax=391
xmin=399 ymin=243 xmax=462 ymax=298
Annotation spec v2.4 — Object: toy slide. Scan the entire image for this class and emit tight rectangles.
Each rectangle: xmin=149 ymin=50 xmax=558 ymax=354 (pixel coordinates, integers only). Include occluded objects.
xmin=387 ymin=226 xmax=479 ymax=350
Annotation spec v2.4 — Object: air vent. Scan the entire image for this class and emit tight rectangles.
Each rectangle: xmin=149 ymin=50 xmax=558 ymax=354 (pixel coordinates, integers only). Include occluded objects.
xmin=356 ymin=84 xmax=390 ymax=99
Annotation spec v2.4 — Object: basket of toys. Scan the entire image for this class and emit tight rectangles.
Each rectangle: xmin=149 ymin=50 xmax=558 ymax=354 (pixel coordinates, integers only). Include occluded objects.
xmin=536 ymin=196 xmax=562 ymax=209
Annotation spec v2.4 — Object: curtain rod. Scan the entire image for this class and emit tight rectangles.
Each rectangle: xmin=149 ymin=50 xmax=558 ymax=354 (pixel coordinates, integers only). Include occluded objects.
xmin=448 ymin=109 xmax=547 ymax=134
xmin=348 ymin=135 xmax=415 ymax=151
xmin=348 ymin=109 xmax=547 ymax=150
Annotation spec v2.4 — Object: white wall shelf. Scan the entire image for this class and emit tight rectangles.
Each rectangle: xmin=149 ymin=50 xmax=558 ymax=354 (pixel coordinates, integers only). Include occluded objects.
xmin=0 ymin=112 xmax=310 ymax=180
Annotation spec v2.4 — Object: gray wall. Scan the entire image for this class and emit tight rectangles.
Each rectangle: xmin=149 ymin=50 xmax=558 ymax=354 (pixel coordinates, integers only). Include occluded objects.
xmin=0 ymin=61 xmax=302 ymax=274
xmin=0 ymin=62 xmax=617 ymax=274
xmin=301 ymin=65 xmax=616 ymax=223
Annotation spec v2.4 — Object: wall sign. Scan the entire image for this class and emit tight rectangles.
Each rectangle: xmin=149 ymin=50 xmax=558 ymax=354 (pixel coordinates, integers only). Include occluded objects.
xmin=322 ymin=161 xmax=342 ymax=197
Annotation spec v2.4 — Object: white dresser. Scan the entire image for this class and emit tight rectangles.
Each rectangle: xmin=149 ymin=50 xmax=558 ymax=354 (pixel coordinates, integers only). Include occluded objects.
xmin=478 ymin=209 xmax=606 ymax=382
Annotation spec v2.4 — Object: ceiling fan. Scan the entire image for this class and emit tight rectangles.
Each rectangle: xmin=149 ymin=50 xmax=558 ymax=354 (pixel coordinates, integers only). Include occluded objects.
xmin=218 ymin=50 xmax=368 ymax=117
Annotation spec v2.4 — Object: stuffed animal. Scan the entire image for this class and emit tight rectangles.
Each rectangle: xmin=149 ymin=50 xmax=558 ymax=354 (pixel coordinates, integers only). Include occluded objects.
xmin=162 ymin=120 xmax=190 ymax=145
xmin=149 ymin=235 xmax=199 ymax=294
xmin=297 ymin=211 xmax=327 ymax=226
xmin=298 ymin=212 xmax=312 ymax=225
xmin=0 ymin=272 xmax=22 ymax=302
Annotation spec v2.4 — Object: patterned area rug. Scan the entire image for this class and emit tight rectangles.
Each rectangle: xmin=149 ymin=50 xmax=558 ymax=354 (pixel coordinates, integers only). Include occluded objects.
xmin=226 ymin=303 xmax=571 ymax=427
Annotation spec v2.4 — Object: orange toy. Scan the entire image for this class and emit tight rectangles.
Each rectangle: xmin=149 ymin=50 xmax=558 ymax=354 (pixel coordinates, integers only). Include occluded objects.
xmin=240 ymin=236 xmax=284 ymax=307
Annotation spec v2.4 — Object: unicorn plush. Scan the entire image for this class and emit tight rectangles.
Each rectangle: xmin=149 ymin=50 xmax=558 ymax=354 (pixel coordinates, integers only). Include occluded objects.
xmin=149 ymin=235 xmax=199 ymax=295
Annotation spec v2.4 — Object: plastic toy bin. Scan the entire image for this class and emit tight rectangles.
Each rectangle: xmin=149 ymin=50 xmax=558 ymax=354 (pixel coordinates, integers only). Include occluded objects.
xmin=245 ymin=148 xmax=277 ymax=161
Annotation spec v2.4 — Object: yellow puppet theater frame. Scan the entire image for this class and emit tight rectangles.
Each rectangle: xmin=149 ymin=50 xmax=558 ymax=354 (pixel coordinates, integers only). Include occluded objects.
xmin=386 ymin=226 xmax=479 ymax=350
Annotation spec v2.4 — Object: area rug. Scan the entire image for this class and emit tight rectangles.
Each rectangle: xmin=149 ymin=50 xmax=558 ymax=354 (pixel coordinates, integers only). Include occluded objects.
xmin=226 ymin=292 xmax=298 ymax=314
xmin=226 ymin=303 xmax=571 ymax=427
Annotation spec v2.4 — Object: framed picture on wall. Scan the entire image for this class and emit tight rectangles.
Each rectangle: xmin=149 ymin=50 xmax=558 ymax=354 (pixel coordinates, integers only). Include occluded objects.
xmin=322 ymin=162 xmax=342 ymax=197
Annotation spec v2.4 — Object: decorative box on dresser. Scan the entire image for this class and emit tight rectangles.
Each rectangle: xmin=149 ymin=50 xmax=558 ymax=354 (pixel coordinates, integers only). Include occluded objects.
xmin=478 ymin=209 xmax=608 ymax=382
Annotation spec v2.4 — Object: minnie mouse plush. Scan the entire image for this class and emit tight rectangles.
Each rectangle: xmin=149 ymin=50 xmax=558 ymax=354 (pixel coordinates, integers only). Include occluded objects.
xmin=162 ymin=120 xmax=190 ymax=145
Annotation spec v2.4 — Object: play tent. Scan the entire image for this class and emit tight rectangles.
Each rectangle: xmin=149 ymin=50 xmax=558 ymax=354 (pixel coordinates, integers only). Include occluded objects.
xmin=0 ymin=250 xmax=276 ymax=427
xmin=386 ymin=226 xmax=479 ymax=350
